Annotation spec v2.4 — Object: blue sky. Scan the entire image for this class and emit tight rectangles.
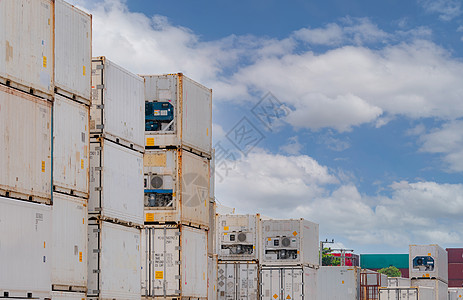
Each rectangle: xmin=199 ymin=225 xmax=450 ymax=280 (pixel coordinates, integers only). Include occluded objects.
xmin=73 ymin=0 xmax=463 ymax=254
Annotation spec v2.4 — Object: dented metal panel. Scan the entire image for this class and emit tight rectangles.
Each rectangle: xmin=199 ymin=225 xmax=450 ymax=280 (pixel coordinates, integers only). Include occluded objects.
xmin=0 ymin=0 xmax=54 ymax=98
xmin=0 ymin=85 xmax=52 ymax=204
xmin=54 ymin=0 xmax=92 ymax=103
xmin=0 ymin=197 xmax=52 ymax=299
xmin=144 ymin=149 xmax=210 ymax=228
xmin=51 ymin=193 xmax=87 ymax=290
xmin=218 ymin=261 xmax=259 ymax=300
xmin=89 ymin=138 xmax=144 ymax=226
xmin=217 ymin=214 xmax=260 ymax=261
xmin=87 ymin=220 xmax=141 ymax=300
xmin=143 ymin=74 xmax=212 ymax=156
xmin=91 ymin=57 xmax=145 ymax=151
xmin=53 ymin=94 xmax=89 ymax=198
xmin=260 ymin=219 xmax=319 ymax=267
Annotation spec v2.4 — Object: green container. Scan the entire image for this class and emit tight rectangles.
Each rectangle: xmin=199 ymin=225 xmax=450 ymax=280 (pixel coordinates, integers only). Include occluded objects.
xmin=360 ymin=254 xmax=409 ymax=269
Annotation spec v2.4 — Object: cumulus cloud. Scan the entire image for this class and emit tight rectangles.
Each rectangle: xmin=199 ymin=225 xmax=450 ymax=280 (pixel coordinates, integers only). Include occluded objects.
xmin=418 ymin=0 xmax=462 ymax=21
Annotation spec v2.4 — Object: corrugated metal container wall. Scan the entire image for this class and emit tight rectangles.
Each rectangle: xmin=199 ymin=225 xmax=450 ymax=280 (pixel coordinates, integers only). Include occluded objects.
xmin=51 ymin=193 xmax=87 ymax=290
xmin=53 ymin=94 xmax=89 ymax=198
xmin=0 ymin=85 xmax=51 ymax=204
xmin=449 ymin=279 xmax=463 ymax=288
xmin=448 ymin=288 xmax=463 ymax=298
xmin=447 ymin=249 xmax=463 ymax=264
xmin=0 ymin=0 xmax=54 ymax=99
xmin=360 ymin=254 xmax=409 ymax=269
xmin=388 ymin=277 xmax=411 ymax=287
xmin=409 ymin=245 xmax=448 ymax=283
xmin=144 ymin=149 xmax=210 ymax=228
xmin=208 ymin=255 xmax=218 ymax=300
xmin=260 ymin=266 xmax=317 ymax=300
xmin=143 ymin=74 xmax=212 ymax=157
xmin=411 ymin=279 xmax=448 ymax=300
xmin=54 ymin=0 xmax=92 ymax=103
xmin=89 ymin=138 xmax=144 ymax=226
xmin=217 ymin=214 xmax=260 ymax=261
xmin=140 ymin=225 xmax=208 ymax=299
xmin=449 ymin=263 xmax=463 ymax=280
xmin=260 ymin=219 xmax=319 ymax=267
xmin=91 ymin=57 xmax=145 ymax=151
xmin=87 ymin=220 xmax=141 ymax=300
xmin=218 ymin=261 xmax=259 ymax=300
xmin=0 ymin=197 xmax=52 ymax=299
xmin=378 ymin=287 xmax=435 ymax=300
xmin=51 ymin=291 xmax=86 ymax=300
xmin=317 ymin=266 xmax=360 ymax=300
xmin=210 ymin=148 xmax=215 ymax=199
xmin=208 ymin=200 xmax=217 ymax=256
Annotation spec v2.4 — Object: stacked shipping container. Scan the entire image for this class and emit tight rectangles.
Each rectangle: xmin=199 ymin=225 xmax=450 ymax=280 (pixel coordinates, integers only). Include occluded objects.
xmin=447 ymin=248 xmax=463 ymax=288
xmin=141 ymin=73 xmax=213 ymax=300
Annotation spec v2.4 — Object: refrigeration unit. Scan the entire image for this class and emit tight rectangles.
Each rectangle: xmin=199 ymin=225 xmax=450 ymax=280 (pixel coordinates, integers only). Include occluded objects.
xmin=409 ymin=245 xmax=448 ymax=283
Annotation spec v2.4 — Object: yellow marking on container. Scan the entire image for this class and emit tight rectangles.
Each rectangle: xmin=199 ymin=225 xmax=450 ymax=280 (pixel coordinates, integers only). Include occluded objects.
xmin=253 ymin=246 xmax=255 ymax=249
xmin=81 ymin=159 xmax=84 ymax=169
xmin=42 ymin=161 xmax=46 ymax=172
xmin=43 ymin=56 xmax=47 ymax=68
xmin=342 ymin=280 xmax=345 ymax=284
xmin=428 ymin=253 xmax=432 ymax=256
xmin=146 ymin=137 xmax=155 ymax=146
xmin=203 ymin=272 xmax=205 ymax=280
xmin=297 ymin=251 xmax=300 ymax=254
xmin=273 ymin=294 xmax=278 ymax=299
xmin=286 ymin=295 xmax=291 ymax=299
xmin=83 ymin=65 xmax=86 ymax=76
xmin=155 ymin=271 xmax=164 ymax=279
xmin=48 ymin=19 xmax=50 ymax=26
xmin=293 ymin=231 xmax=298 ymax=236
xmin=224 ymin=233 xmax=227 ymax=235
xmin=83 ymin=218 xmax=85 ymax=224
xmin=425 ymin=274 xmax=429 ymax=277
xmin=79 ymin=252 xmax=82 ymax=262
xmin=83 ymin=203 xmax=87 ymax=207
xmin=146 ymin=213 xmax=155 ymax=222
xmin=207 ymin=128 xmax=209 ymax=136
xmin=268 ymin=238 xmax=271 ymax=241
xmin=44 ymin=241 xmax=46 ymax=248
xmin=224 ymin=226 xmax=229 ymax=231
xmin=172 ymin=193 xmax=176 ymax=197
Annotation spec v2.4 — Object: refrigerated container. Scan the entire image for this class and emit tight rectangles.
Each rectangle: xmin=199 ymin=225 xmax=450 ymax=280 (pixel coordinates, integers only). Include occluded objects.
xmin=317 ymin=266 xmax=360 ymax=300
xmin=141 ymin=225 xmax=208 ymax=299
xmin=54 ymin=0 xmax=92 ymax=104
xmin=260 ymin=219 xmax=319 ymax=266
xmin=388 ymin=277 xmax=411 ymax=287
xmin=209 ymin=199 xmax=217 ymax=256
xmin=0 ymin=197 xmax=52 ymax=299
xmin=0 ymin=85 xmax=52 ymax=204
xmin=143 ymin=73 xmax=212 ymax=157
xmin=410 ymin=245 xmax=448 ymax=283
xmin=448 ymin=288 xmax=463 ymax=299
xmin=89 ymin=138 xmax=144 ymax=226
xmin=53 ymin=94 xmax=89 ymax=198
xmin=51 ymin=193 xmax=87 ymax=291
xmin=218 ymin=261 xmax=259 ymax=300
xmin=411 ymin=279 xmax=448 ymax=300
xmin=209 ymin=255 xmax=218 ymax=300
xmin=0 ymin=0 xmax=54 ymax=99
xmin=87 ymin=220 xmax=141 ymax=300
xmin=379 ymin=287 xmax=435 ymax=300
xmin=144 ymin=149 xmax=210 ymax=228
xmin=91 ymin=57 xmax=144 ymax=151
xmin=217 ymin=214 xmax=260 ymax=261
xmin=210 ymin=148 xmax=215 ymax=199
xmin=260 ymin=266 xmax=317 ymax=300
xmin=51 ymin=291 xmax=86 ymax=300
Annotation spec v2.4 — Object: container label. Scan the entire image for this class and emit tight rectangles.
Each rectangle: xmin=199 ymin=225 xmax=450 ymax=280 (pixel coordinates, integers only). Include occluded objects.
xmin=155 ymin=271 xmax=164 ymax=279
xmin=146 ymin=213 xmax=155 ymax=222
xmin=43 ymin=56 xmax=47 ymax=68
xmin=79 ymin=252 xmax=82 ymax=262
xmin=146 ymin=137 xmax=155 ymax=146
xmin=224 ymin=226 xmax=229 ymax=231
xmin=83 ymin=65 xmax=86 ymax=76
xmin=41 ymin=161 xmax=46 ymax=172
xmin=293 ymin=231 xmax=298 ymax=236
xmin=81 ymin=159 xmax=84 ymax=169
xmin=273 ymin=294 xmax=278 ymax=299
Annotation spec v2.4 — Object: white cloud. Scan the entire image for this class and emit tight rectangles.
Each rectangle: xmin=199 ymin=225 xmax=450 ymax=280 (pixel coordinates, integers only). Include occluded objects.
xmin=418 ymin=0 xmax=462 ymax=21
xmin=280 ymin=136 xmax=303 ymax=155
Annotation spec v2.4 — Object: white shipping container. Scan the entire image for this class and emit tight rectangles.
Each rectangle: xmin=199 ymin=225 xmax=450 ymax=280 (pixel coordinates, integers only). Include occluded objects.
xmin=144 ymin=149 xmax=210 ymax=228
xmin=51 ymin=193 xmax=87 ymax=290
xmin=89 ymin=138 xmax=144 ymax=226
xmin=448 ymin=288 xmax=463 ymax=299
xmin=52 ymin=291 xmax=86 ymax=300
xmin=260 ymin=266 xmax=317 ymax=300
xmin=217 ymin=261 xmax=259 ymax=300
xmin=54 ymin=0 xmax=92 ymax=103
xmin=0 ymin=197 xmax=52 ymax=299
xmin=87 ymin=220 xmax=141 ymax=300
xmin=0 ymin=85 xmax=52 ymax=204
xmin=260 ymin=219 xmax=319 ymax=267
xmin=410 ymin=245 xmax=448 ymax=283
xmin=143 ymin=73 xmax=212 ymax=157
xmin=209 ymin=255 xmax=218 ymax=300
xmin=91 ymin=57 xmax=144 ymax=151
xmin=0 ymin=0 xmax=54 ymax=99
xmin=317 ymin=266 xmax=360 ymax=300
xmin=379 ymin=287 xmax=435 ymax=300
xmin=53 ymin=94 xmax=89 ymax=198
xmin=217 ymin=214 xmax=260 ymax=261
xmin=411 ymin=279 xmax=448 ymax=300
xmin=388 ymin=277 xmax=411 ymax=287
xmin=209 ymin=200 xmax=217 ymax=256
xmin=141 ymin=225 xmax=208 ymax=298
xmin=210 ymin=148 xmax=215 ymax=199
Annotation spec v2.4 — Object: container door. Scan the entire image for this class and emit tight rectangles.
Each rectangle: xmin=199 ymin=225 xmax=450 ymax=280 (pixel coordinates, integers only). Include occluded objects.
xmin=218 ymin=263 xmax=236 ymax=300
xmin=238 ymin=263 xmax=259 ymax=300
xmin=261 ymin=268 xmax=282 ymax=300
xmin=87 ymin=221 xmax=100 ymax=296
xmin=282 ymin=268 xmax=303 ymax=300
xmin=88 ymin=140 xmax=102 ymax=215
xmin=152 ymin=227 xmax=181 ymax=297
xmin=140 ymin=227 xmax=150 ymax=297
xmin=181 ymin=226 xmax=208 ymax=298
